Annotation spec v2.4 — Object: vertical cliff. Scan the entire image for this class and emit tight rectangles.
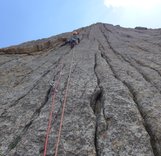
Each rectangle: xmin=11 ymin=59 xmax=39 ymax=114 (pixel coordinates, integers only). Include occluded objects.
xmin=1 ymin=23 xmax=161 ymax=156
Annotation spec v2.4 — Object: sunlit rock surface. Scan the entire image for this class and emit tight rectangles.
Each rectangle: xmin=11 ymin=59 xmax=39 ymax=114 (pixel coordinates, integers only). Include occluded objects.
xmin=1 ymin=23 xmax=161 ymax=156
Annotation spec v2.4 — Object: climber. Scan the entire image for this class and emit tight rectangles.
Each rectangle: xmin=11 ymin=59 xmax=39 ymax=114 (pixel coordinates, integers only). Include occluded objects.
xmin=60 ymin=31 xmax=80 ymax=49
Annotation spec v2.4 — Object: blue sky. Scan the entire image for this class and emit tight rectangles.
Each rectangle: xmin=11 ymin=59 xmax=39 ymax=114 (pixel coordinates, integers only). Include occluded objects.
xmin=0 ymin=0 xmax=161 ymax=48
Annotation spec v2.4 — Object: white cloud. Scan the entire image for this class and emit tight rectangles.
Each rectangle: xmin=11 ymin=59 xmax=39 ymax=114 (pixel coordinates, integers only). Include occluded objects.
xmin=102 ymin=0 xmax=161 ymax=28
xmin=104 ymin=0 xmax=161 ymax=9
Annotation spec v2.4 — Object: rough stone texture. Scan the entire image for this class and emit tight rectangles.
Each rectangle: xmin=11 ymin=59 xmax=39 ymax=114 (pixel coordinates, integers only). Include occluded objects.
xmin=0 ymin=33 xmax=70 ymax=54
xmin=135 ymin=27 xmax=148 ymax=30
xmin=0 ymin=23 xmax=161 ymax=156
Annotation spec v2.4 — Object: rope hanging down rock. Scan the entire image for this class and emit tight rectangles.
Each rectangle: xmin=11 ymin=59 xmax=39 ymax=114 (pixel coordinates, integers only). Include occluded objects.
xmin=43 ymin=63 xmax=63 ymax=156
xmin=43 ymin=48 xmax=75 ymax=156
xmin=54 ymin=48 xmax=75 ymax=156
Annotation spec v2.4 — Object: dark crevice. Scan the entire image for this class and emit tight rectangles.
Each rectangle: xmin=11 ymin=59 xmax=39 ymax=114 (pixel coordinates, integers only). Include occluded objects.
xmin=98 ymin=43 xmax=137 ymax=130
xmin=93 ymin=53 xmax=103 ymax=115
xmin=135 ymin=45 xmax=153 ymax=54
xmin=131 ymin=40 xmax=161 ymax=55
xmin=94 ymin=117 xmax=99 ymax=156
xmin=127 ymin=58 xmax=160 ymax=87
xmin=117 ymin=53 xmax=160 ymax=94
xmin=101 ymin=25 xmax=161 ymax=95
xmin=10 ymin=69 xmax=51 ymax=108
xmin=128 ymin=57 xmax=161 ymax=94
xmin=150 ymin=59 xmax=161 ymax=67
xmin=2 ymin=48 xmax=70 ymax=113
xmin=98 ymin=42 xmax=123 ymax=84
xmin=90 ymin=86 xmax=102 ymax=156
xmin=98 ymin=27 xmax=159 ymax=155
xmin=97 ymin=42 xmax=121 ymax=127
xmin=6 ymin=71 xmax=53 ymax=152
xmin=94 ymin=49 xmax=109 ymax=125
xmin=100 ymin=44 xmax=159 ymax=155
xmin=103 ymin=23 xmax=159 ymax=56
xmin=132 ymin=57 xmax=161 ymax=77
xmin=91 ymin=53 xmax=108 ymax=156
xmin=8 ymin=136 xmax=21 ymax=150
xmin=123 ymin=82 xmax=159 ymax=156
xmin=90 ymin=86 xmax=102 ymax=115
xmin=1 ymin=65 xmax=59 ymax=116
xmin=130 ymin=60 xmax=156 ymax=85
xmin=102 ymin=24 xmax=113 ymax=33
xmin=13 ymin=58 xmax=53 ymax=87
xmin=5 ymin=60 xmax=66 ymax=153
xmin=101 ymin=25 xmax=127 ymax=60
xmin=17 ymin=48 xmax=66 ymax=85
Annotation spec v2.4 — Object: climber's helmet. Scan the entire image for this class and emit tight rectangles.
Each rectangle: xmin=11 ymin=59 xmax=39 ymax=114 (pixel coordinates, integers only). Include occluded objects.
xmin=73 ymin=31 xmax=79 ymax=35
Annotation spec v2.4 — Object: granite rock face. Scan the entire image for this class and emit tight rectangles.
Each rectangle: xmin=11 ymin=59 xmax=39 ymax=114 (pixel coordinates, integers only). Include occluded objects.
xmin=0 ymin=23 xmax=161 ymax=156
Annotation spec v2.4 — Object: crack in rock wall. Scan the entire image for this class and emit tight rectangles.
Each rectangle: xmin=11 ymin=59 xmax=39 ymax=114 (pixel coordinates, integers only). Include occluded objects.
xmin=0 ymin=23 xmax=161 ymax=156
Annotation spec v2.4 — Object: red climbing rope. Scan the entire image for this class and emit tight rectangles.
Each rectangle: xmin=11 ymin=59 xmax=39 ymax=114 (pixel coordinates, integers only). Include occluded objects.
xmin=43 ymin=63 xmax=63 ymax=156
xmin=43 ymin=47 xmax=75 ymax=156
xmin=54 ymin=48 xmax=75 ymax=156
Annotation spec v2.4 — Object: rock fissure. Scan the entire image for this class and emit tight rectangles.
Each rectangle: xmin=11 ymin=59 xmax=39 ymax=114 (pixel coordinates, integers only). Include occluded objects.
xmin=89 ymin=54 xmax=101 ymax=156
xmin=10 ymin=69 xmax=51 ymax=108
xmin=1 ymin=23 xmax=161 ymax=156
xmin=95 ymin=36 xmax=159 ymax=156
xmin=6 ymin=71 xmax=55 ymax=152
xmin=1 ymin=48 xmax=69 ymax=114
xmin=1 ymin=69 xmax=51 ymax=115
xmin=91 ymin=87 xmax=102 ymax=156
xmin=122 ymin=82 xmax=158 ymax=156
xmin=128 ymin=57 xmax=161 ymax=94
xmin=101 ymin=25 xmax=161 ymax=95
xmin=98 ymin=24 xmax=161 ymax=155
xmin=132 ymin=58 xmax=161 ymax=78
xmin=3 ymin=60 xmax=66 ymax=154
xmin=98 ymin=42 xmax=124 ymax=85
xmin=99 ymin=42 xmax=159 ymax=156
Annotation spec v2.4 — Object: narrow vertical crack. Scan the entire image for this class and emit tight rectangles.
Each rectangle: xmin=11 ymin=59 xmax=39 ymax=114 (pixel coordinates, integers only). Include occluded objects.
xmin=89 ymin=53 xmax=108 ymax=156
xmin=123 ymin=82 xmax=159 ymax=156
xmin=6 ymin=76 xmax=53 ymax=153
xmin=90 ymin=86 xmax=102 ymax=156
xmin=5 ymin=63 xmax=65 ymax=154
xmin=97 ymin=33 xmax=159 ymax=155
xmin=132 ymin=57 xmax=161 ymax=78
xmin=98 ymin=42 xmax=122 ymax=83
xmin=101 ymin=24 xmax=161 ymax=92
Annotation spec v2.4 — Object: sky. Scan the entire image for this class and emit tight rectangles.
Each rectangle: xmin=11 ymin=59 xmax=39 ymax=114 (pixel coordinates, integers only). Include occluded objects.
xmin=0 ymin=0 xmax=161 ymax=48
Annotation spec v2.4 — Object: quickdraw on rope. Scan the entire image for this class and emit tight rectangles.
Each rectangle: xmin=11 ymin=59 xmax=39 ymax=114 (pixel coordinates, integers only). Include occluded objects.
xmin=43 ymin=63 xmax=63 ymax=156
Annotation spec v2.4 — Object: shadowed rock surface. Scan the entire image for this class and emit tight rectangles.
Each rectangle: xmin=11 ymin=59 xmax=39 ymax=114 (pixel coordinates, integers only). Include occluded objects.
xmin=135 ymin=26 xmax=148 ymax=30
xmin=0 ymin=23 xmax=161 ymax=156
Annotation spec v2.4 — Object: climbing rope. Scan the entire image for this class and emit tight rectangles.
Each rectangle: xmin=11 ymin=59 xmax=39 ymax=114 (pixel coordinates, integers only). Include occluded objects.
xmin=43 ymin=63 xmax=63 ymax=156
xmin=54 ymin=48 xmax=75 ymax=156
xmin=43 ymin=48 xmax=75 ymax=156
